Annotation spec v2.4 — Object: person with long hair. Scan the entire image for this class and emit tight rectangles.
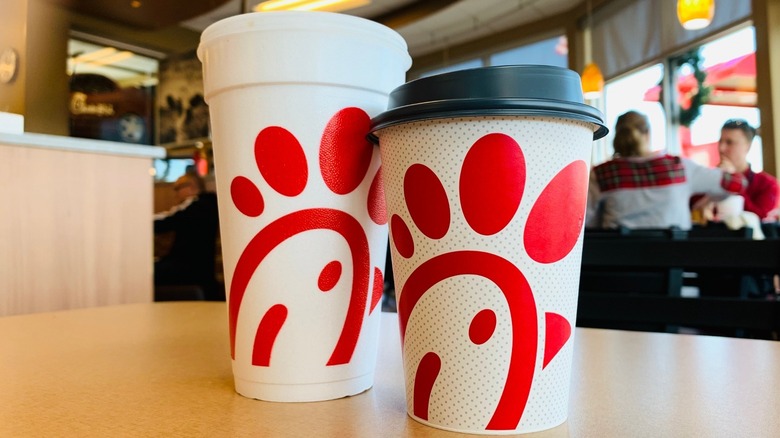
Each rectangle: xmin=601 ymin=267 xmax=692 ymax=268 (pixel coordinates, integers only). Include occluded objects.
xmin=587 ymin=110 xmax=747 ymax=229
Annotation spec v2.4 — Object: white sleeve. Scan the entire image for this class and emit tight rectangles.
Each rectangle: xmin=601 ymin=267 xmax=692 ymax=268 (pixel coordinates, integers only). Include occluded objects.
xmin=681 ymin=158 xmax=729 ymax=196
xmin=585 ymin=169 xmax=602 ymax=228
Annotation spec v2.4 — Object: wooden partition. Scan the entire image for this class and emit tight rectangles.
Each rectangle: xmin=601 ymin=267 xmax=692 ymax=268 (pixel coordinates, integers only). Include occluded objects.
xmin=0 ymin=133 xmax=165 ymax=316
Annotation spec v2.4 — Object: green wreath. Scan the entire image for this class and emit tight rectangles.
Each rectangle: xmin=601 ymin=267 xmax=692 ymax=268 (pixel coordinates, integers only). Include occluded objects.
xmin=660 ymin=49 xmax=710 ymax=127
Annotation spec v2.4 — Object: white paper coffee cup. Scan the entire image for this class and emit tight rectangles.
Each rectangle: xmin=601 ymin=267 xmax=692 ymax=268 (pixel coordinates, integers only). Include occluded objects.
xmin=370 ymin=66 xmax=606 ymax=433
xmin=716 ymin=195 xmax=745 ymax=221
xmin=198 ymin=11 xmax=411 ymax=402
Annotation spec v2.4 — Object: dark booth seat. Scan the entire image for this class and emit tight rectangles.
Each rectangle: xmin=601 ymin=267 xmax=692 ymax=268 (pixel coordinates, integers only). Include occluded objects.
xmin=577 ymin=227 xmax=780 ymax=339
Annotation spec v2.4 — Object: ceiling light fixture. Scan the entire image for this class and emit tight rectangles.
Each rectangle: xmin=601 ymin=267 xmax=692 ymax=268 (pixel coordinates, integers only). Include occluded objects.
xmin=581 ymin=63 xmax=605 ymax=99
xmin=677 ymin=0 xmax=715 ymax=30
xmin=254 ymin=0 xmax=371 ymax=13
xmin=87 ymin=51 xmax=134 ymax=67
xmin=581 ymin=0 xmax=604 ymax=99
xmin=72 ymin=47 xmax=117 ymax=63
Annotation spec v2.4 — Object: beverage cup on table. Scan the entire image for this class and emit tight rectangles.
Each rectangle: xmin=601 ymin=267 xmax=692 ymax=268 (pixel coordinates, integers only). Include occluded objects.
xmin=369 ymin=66 xmax=607 ymax=434
xmin=197 ymin=11 xmax=410 ymax=402
xmin=715 ymin=195 xmax=745 ymax=221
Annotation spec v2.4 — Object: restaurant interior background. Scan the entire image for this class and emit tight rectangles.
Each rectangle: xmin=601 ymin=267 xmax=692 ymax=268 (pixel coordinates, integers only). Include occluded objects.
xmin=2 ymin=7 xmax=780 ymax=435
xmin=2 ymin=0 xmax=779 ymax=185
xmin=1 ymin=0 xmax=780 ymax=318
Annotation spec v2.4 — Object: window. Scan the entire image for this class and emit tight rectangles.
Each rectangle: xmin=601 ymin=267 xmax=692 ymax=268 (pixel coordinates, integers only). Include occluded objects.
xmin=67 ymin=38 xmax=159 ymax=145
xmin=601 ymin=63 xmax=666 ymax=164
xmin=419 ymin=58 xmax=483 ymax=78
xmin=490 ymin=36 xmax=568 ymax=68
xmin=153 ymin=158 xmax=196 ymax=182
xmin=683 ymin=26 xmax=761 ymax=170
xmin=600 ymin=26 xmax=761 ymax=171
xmin=416 ymin=34 xmax=568 ymax=79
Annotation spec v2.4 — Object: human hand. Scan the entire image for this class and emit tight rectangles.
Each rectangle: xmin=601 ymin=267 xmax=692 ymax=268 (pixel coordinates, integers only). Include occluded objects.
xmin=691 ymin=195 xmax=716 ymax=223
xmin=718 ymin=157 xmax=737 ymax=173
xmin=691 ymin=195 xmax=713 ymax=212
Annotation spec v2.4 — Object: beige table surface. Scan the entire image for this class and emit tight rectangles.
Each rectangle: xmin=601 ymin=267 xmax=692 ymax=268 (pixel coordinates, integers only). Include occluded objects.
xmin=1 ymin=302 xmax=778 ymax=437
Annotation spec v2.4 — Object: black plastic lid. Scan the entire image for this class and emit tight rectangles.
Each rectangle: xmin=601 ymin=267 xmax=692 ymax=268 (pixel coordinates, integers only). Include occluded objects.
xmin=369 ymin=65 xmax=608 ymax=141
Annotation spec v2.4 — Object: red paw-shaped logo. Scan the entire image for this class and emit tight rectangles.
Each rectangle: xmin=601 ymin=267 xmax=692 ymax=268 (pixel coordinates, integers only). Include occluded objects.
xmin=228 ymin=107 xmax=386 ymax=367
xmin=392 ymin=132 xmax=589 ymax=431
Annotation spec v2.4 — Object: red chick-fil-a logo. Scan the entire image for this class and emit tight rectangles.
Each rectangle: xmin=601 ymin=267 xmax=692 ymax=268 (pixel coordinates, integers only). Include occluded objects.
xmin=393 ymin=133 xmax=584 ymax=430
xmin=227 ymin=107 xmax=386 ymax=367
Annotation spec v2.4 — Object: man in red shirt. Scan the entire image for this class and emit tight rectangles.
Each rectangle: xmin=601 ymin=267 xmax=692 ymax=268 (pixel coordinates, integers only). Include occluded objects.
xmin=717 ymin=119 xmax=778 ymax=220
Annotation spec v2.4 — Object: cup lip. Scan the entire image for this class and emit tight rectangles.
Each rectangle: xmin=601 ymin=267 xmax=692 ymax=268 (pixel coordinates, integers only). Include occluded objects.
xmin=369 ymin=99 xmax=609 ymax=142
xmin=368 ymin=65 xmax=608 ymax=142
xmin=197 ymin=11 xmax=409 ymax=62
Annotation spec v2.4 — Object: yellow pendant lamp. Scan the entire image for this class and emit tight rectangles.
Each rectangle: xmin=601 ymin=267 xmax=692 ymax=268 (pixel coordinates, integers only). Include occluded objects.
xmin=582 ymin=62 xmax=604 ymax=99
xmin=255 ymin=0 xmax=370 ymax=13
xmin=581 ymin=0 xmax=603 ymax=99
xmin=677 ymin=0 xmax=715 ymax=30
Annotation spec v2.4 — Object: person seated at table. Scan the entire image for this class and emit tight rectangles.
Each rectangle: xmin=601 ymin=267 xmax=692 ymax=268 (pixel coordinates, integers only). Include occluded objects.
xmin=154 ymin=172 xmax=220 ymax=298
xmin=687 ymin=122 xmax=780 ymax=300
xmin=587 ymin=111 xmax=747 ymax=230
xmin=691 ymin=119 xmax=778 ymax=220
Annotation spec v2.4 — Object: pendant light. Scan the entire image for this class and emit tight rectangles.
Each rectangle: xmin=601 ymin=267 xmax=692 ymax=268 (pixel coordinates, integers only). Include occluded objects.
xmin=581 ymin=62 xmax=604 ymax=99
xmin=581 ymin=0 xmax=604 ymax=99
xmin=677 ymin=0 xmax=715 ymax=30
xmin=255 ymin=0 xmax=370 ymax=13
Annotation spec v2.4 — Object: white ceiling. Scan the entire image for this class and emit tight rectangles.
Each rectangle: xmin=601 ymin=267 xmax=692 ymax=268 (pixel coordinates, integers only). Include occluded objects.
xmin=71 ymin=0 xmax=581 ymax=87
xmin=68 ymin=39 xmax=159 ymax=87
xmin=180 ymin=0 xmax=417 ymax=35
xmin=395 ymin=0 xmax=577 ymax=56
xmin=181 ymin=0 xmax=581 ymax=57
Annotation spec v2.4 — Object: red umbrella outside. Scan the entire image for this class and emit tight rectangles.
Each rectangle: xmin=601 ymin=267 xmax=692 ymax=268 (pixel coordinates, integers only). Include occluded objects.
xmin=644 ymin=53 xmax=756 ymax=107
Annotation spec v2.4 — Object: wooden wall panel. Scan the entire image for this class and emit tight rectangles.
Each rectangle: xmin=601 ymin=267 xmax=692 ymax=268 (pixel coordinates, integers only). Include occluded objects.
xmin=0 ymin=142 xmax=154 ymax=315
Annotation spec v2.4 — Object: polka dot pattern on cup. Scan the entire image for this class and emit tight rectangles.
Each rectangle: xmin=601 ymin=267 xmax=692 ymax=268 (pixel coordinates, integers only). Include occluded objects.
xmin=378 ymin=116 xmax=592 ymax=433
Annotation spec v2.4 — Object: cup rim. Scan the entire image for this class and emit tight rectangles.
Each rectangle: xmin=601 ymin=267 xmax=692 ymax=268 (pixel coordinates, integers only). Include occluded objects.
xmin=368 ymin=65 xmax=608 ymax=141
xmin=369 ymin=98 xmax=609 ymax=142
xmin=197 ymin=11 xmax=409 ymax=62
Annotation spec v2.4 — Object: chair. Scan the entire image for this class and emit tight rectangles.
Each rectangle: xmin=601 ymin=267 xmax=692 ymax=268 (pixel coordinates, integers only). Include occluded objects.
xmin=154 ymin=229 xmax=225 ymax=302
xmin=762 ymin=222 xmax=779 ymax=239
xmin=578 ymin=234 xmax=780 ymax=338
xmin=689 ymin=223 xmax=753 ymax=239
xmin=154 ymin=284 xmax=206 ymax=301
xmin=580 ymin=227 xmax=686 ymax=297
xmin=687 ymin=223 xmax=770 ymax=299
xmin=579 ymin=227 xmax=687 ymax=332
xmin=578 ymin=294 xmax=780 ymax=337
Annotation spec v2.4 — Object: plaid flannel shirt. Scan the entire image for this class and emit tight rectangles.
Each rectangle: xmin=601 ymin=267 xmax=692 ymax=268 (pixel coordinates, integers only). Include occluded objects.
xmin=594 ymin=155 xmax=746 ymax=194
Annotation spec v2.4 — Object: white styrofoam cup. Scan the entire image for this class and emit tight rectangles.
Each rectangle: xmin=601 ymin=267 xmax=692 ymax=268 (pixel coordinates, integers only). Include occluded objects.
xmin=198 ymin=11 xmax=410 ymax=402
